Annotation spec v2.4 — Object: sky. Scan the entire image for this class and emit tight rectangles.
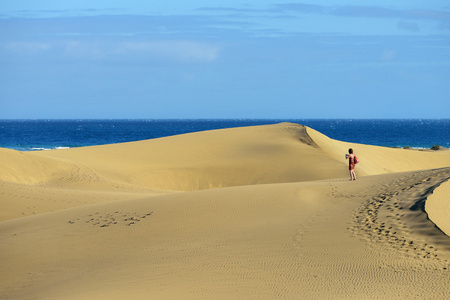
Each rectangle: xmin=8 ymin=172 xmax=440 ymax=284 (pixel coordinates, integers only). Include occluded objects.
xmin=0 ymin=1 xmax=449 ymax=119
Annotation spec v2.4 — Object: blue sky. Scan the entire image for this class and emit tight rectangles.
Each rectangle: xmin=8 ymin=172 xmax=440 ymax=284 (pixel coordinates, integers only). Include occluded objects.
xmin=1 ymin=1 xmax=449 ymax=119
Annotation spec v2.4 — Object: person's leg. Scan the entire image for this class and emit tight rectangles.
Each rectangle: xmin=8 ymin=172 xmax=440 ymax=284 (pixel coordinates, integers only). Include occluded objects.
xmin=351 ymin=169 xmax=356 ymax=180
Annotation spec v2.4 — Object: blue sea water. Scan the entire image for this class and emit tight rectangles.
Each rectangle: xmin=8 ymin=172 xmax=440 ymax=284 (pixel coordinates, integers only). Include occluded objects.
xmin=0 ymin=119 xmax=449 ymax=151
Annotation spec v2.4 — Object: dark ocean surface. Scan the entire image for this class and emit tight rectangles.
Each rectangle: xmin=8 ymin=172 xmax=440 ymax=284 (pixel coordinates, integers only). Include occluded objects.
xmin=0 ymin=119 xmax=448 ymax=151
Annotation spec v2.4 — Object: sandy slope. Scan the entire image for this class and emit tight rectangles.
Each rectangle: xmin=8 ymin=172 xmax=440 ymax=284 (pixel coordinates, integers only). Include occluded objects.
xmin=0 ymin=123 xmax=348 ymax=191
xmin=1 ymin=123 xmax=450 ymax=299
xmin=426 ymin=179 xmax=450 ymax=237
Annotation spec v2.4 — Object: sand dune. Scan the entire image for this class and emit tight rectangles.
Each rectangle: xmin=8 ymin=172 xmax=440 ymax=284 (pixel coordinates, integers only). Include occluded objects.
xmin=1 ymin=123 xmax=449 ymax=299
xmin=1 ymin=123 xmax=348 ymax=191
xmin=426 ymin=179 xmax=450 ymax=237
xmin=2 ymin=123 xmax=448 ymax=191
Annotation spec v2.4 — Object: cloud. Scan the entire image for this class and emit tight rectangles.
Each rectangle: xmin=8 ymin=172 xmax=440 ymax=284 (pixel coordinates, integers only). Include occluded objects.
xmin=119 ymin=41 xmax=220 ymax=63
xmin=440 ymin=20 xmax=450 ymax=30
xmin=3 ymin=42 xmax=51 ymax=53
xmin=332 ymin=6 xmax=402 ymax=18
xmin=275 ymin=3 xmax=326 ymax=14
xmin=0 ymin=14 xmax=248 ymax=40
xmin=1 ymin=36 xmax=220 ymax=65
xmin=380 ymin=49 xmax=397 ymax=61
xmin=397 ymin=21 xmax=420 ymax=32
xmin=194 ymin=3 xmax=450 ymax=36
xmin=0 ymin=15 xmax=222 ymax=63
xmin=1 ymin=8 xmax=124 ymax=18
xmin=61 ymin=39 xmax=220 ymax=63
xmin=197 ymin=7 xmax=263 ymax=13
xmin=64 ymin=40 xmax=106 ymax=59
xmin=276 ymin=3 xmax=450 ymax=21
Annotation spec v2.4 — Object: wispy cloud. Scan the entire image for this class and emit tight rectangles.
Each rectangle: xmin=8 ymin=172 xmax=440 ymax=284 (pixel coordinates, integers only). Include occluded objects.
xmin=2 ymin=38 xmax=220 ymax=64
xmin=379 ymin=49 xmax=398 ymax=62
xmin=118 ymin=41 xmax=220 ymax=62
xmin=397 ymin=21 xmax=420 ymax=32
xmin=195 ymin=3 xmax=450 ymax=36
xmin=198 ymin=2 xmax=450 ymax=24
xmin=197 ymin=7 xmax=263 ymax=13
xmin=274 ymin=3 xmax=325 ymax=14
xmin=0 ymin=8 xmax=124 ymax=18
xmin=0 ymin=15 xmax=247 ymax=39
xmin=276 ymin=3 xmax=450 ymax=22
xmin=4 ymin=41 xmax=51 ymax=53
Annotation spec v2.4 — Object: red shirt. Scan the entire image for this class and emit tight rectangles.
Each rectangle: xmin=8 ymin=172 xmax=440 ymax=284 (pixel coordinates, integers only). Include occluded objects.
xmin=349 ymin=154 xmax=355 ymax=170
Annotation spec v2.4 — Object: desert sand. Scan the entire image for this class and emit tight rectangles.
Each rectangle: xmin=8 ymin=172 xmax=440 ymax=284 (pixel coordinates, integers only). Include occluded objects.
xmin=1 ymin=123 xmax=449 ymax=299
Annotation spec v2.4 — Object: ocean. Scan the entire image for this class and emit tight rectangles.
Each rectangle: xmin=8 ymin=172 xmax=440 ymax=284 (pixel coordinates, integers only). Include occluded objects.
xmin=0 ymin=119 xmax=449 ymax=151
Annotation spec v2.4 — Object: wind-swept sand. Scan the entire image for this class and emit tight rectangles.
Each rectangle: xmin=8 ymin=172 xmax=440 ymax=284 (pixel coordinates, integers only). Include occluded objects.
xmin=1 ymin=123 xmax=449 ymax=299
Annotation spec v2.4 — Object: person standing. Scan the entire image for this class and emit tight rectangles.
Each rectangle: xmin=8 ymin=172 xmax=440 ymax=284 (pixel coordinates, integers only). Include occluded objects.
xmin=346 ymin=148 xmax=357 ymax=181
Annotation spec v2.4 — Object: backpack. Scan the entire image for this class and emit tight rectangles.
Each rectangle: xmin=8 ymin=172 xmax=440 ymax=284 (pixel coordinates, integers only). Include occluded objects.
xmin=354 ymin=156 xmax=359 ymax=164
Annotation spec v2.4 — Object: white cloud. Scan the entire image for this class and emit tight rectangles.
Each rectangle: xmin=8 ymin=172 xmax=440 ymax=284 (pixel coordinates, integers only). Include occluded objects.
xmin=380 ymin=49 xmax=397 ymax=61
xmin=120 ymin=41 xmax=220 ymax=63
xmin=4 ymin=42 xmax=51 ymax=53
xmin=1 ymin=37 xmax=221 ymax=64
xmin=60 ymin=40 xmax=220 ymax=63
xmin=64 ymin=40 xmax=106 ymax=59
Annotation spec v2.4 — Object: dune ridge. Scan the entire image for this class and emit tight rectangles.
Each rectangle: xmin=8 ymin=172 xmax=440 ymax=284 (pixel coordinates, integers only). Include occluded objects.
xmin=1 ymin=123 xmax=449 ymax=299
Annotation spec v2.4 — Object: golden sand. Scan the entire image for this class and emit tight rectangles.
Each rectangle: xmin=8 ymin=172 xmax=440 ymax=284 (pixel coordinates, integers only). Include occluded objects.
xmin=1 ymin=123 xmax=449 ymax=299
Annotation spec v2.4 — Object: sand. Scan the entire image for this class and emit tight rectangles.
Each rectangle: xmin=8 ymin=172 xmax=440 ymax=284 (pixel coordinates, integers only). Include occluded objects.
xmin=1 ymin=123 xmax=449 ymax=299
